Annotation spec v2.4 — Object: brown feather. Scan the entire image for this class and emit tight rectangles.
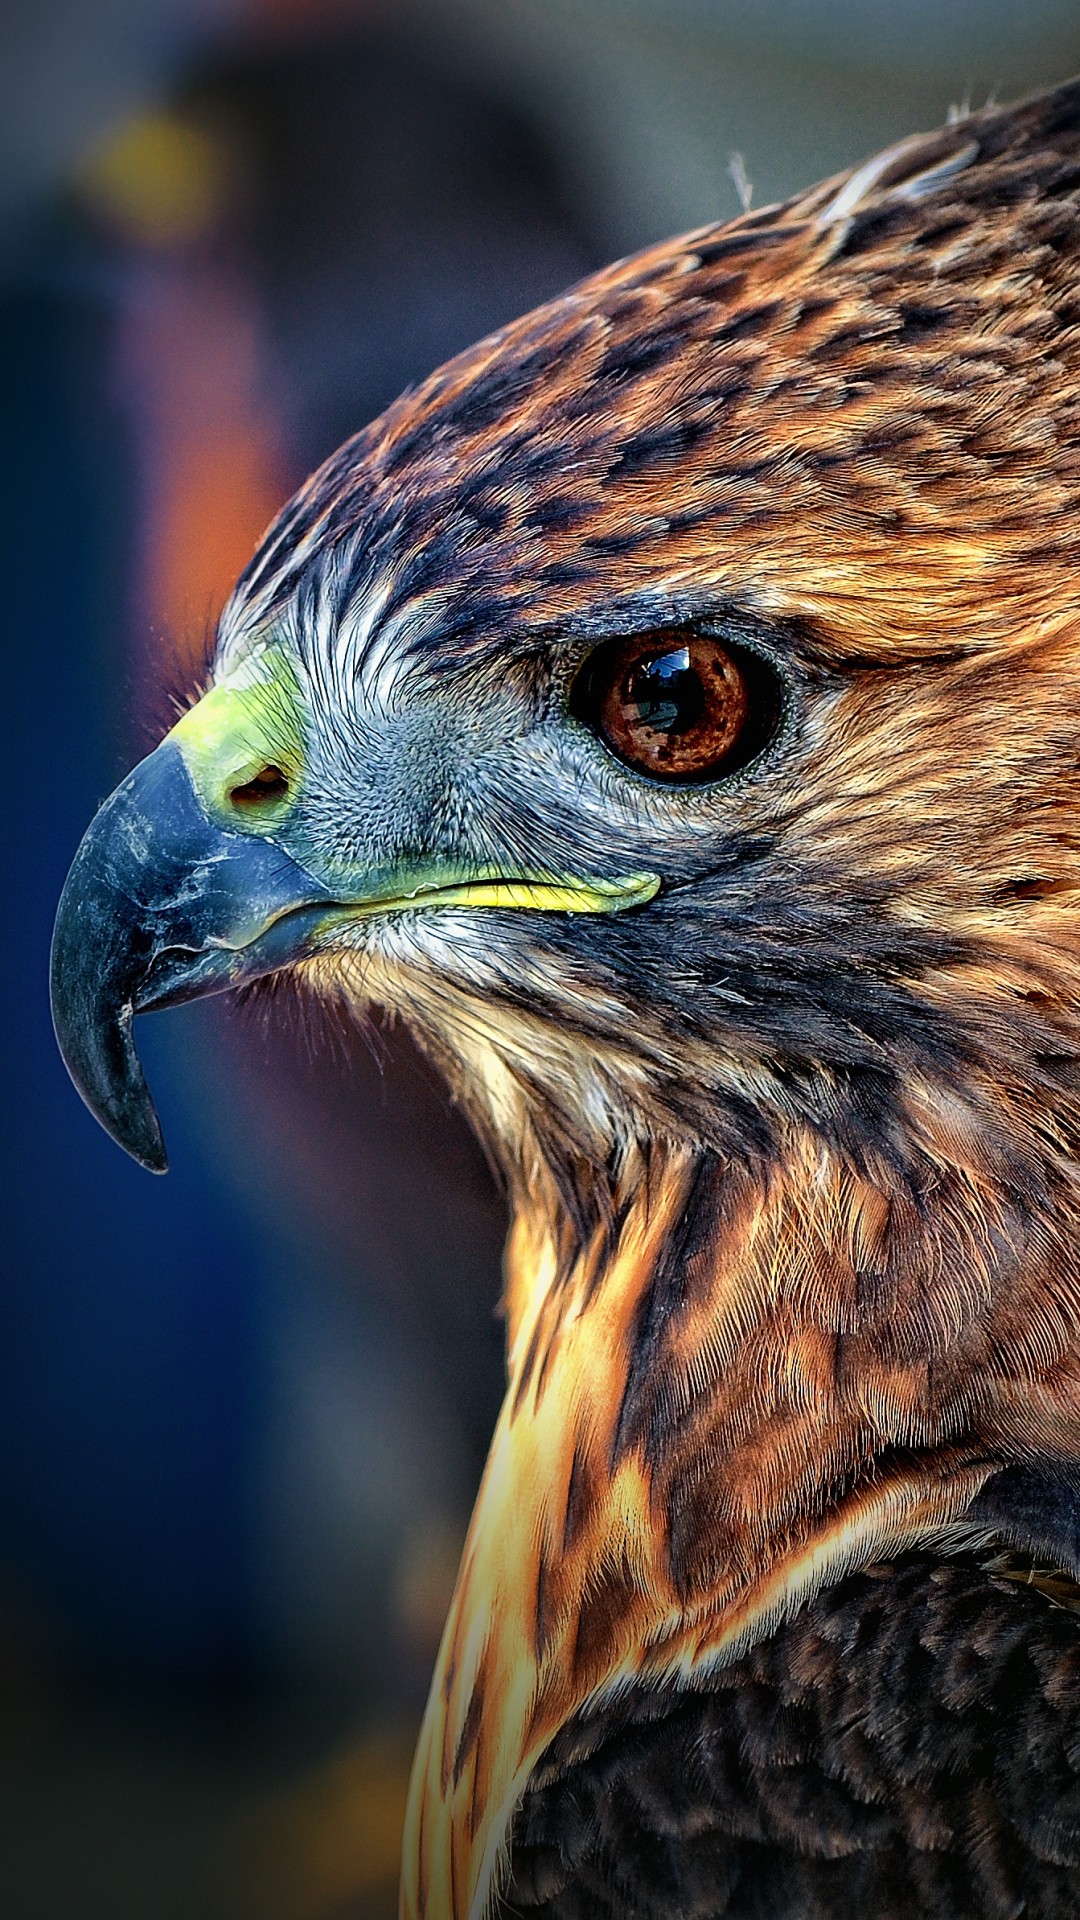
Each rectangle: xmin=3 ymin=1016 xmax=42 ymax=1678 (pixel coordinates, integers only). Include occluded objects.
xmin=370 ymin=84 xmax=1080 ymax=1918
xmin=216 ymin=81 xmax=1080 ymax=1919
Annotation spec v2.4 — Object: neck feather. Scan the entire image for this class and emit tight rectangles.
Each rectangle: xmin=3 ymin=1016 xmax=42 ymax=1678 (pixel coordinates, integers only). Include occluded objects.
xmin=403 ymin=1105 xmax=1080 ymax=1918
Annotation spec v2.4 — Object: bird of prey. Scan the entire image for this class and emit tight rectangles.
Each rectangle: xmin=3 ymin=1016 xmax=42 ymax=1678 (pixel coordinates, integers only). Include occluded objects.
xmin=52 ymin=79 xmax=1080 ymax=1920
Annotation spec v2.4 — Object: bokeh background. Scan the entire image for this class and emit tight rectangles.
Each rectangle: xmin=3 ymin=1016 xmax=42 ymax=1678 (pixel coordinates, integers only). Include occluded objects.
xmin=4 ymin=3 xmax=1080 ymax=1916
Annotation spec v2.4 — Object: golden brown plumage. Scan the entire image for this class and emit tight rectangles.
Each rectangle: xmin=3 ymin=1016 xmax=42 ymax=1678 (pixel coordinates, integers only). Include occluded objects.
xmin=52 ymin=80 xmax=1080 ymax=1920
xmin=392 ymin=85 xmax=1080 ymax=1919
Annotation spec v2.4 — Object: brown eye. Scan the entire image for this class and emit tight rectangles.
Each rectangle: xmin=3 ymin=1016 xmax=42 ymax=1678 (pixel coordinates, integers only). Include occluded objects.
xmin=570 ymin=630 xmax=779 ymax=783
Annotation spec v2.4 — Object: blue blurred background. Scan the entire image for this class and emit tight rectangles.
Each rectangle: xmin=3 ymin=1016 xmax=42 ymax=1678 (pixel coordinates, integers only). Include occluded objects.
xmin=4 ymin=3 xmax=1080 ymax=1915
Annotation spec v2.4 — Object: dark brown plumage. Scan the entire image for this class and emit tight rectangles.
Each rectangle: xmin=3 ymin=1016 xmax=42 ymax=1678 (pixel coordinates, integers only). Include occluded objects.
xmin=51 ymin=78 xmax=1080 ymax=1920
xmin=508 ymin=1554 xmax=1080 ymax=1920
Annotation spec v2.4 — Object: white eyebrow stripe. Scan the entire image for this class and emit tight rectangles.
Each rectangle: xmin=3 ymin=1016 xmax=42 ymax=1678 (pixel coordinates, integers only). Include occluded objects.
xmin=358 ymin=615 xmax=409 ymax=716
xmin=343 ymin=582 xmax=461 ymax=718
xmin=335 ymin=576 xmax=394 ymax=696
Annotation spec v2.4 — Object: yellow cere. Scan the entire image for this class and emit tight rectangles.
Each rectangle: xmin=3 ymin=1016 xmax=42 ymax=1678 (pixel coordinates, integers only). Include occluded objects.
xmin=170 ymin=665 xmax=304 ymax=832
xmin=170 ymin=670 xmax=660 ymax=917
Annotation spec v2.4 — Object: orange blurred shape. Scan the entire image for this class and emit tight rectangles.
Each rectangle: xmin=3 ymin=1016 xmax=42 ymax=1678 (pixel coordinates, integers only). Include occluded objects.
xmin=156 ymin=381 xmax=283 ymax=677
xmin=123 ymin=257 xmax=285 ymax=694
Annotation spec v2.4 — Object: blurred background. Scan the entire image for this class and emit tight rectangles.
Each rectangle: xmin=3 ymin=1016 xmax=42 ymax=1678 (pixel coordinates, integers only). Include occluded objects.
xmin=4 ymin=3 xmax=1080 ymax=1915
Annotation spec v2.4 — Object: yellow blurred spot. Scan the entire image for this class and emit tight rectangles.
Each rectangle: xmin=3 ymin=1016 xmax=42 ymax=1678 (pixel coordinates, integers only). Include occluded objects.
xmin=77 ymin=112 xmax=225 ymax=246
xmin=225 ymin=1733 xmax=412 ymax=1920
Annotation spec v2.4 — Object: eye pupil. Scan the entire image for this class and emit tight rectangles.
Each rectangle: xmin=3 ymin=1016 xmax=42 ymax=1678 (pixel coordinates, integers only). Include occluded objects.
xmin=571 ymin=629 xmax=778 ymax=783
xmin=625 ymin=648 xmax=702 ymax=734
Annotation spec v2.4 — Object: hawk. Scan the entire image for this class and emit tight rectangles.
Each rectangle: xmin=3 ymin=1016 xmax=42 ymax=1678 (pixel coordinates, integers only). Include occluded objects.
xmin=52 ymin=80 xmax=1080 ymax=1920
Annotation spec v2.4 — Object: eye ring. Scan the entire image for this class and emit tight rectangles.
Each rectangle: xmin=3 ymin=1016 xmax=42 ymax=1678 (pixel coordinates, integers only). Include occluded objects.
xmin=569 ymin=629 xmax=781 ymax=783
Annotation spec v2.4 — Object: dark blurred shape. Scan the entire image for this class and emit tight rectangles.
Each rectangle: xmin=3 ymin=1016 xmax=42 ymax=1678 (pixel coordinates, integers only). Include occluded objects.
xmin=0 ymin=0 xmax=234 ymax=243
xmin=0 ymin=286 xmax=256 ymax=1694
xmin=225 ymin=1729 xmax=412 ymax=1920
xmin=182 ymin=24 xmax=597 ymax=467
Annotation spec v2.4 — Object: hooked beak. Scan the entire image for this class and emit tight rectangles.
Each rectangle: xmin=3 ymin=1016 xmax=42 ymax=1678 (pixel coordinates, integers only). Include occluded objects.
xmin=51 ymin=680 xmax=660 ymax=1175
xmin=50 ymin=741 xmax=334 ymax=1173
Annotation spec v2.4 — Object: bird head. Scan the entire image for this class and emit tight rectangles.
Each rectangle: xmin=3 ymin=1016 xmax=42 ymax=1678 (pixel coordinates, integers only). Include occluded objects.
xmin=52 ymin=96 xmax=1080 ymax=1199
xmin=52 ymin=82 xmax=1080 ymax=1920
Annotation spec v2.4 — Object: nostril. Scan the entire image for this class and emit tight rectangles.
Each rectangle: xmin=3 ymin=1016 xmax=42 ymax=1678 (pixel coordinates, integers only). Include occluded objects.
xmin=229 ymin=765 xmax=289 ymax=808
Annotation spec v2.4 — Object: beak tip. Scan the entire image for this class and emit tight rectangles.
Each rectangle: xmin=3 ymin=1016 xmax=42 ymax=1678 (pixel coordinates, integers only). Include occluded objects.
xmin=60 ymin=1032 xmax=171 ymax=1174
xmin=51 ymin=937 xmax=171 ymax=1176
xmin=104 ymin=1120 xmax=169 ymax=1176
xmin=125 ymin=1118 xmax=170 ymax=1177
xmin=141 ymin=1137 xmax=170 ymax=1176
